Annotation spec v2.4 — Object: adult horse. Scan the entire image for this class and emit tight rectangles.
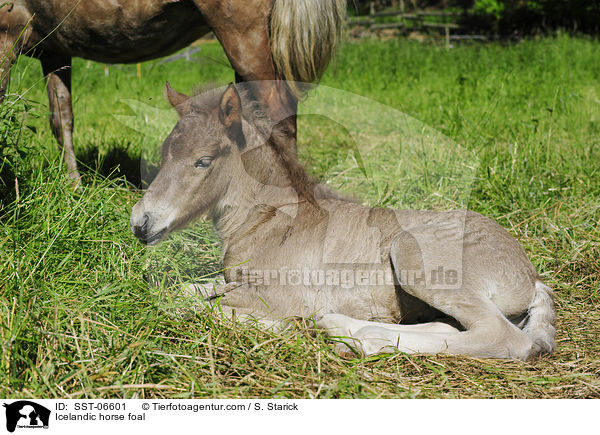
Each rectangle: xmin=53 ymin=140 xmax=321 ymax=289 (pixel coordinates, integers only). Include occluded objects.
xmin=0 ymin=0 xmax=346 ymax=182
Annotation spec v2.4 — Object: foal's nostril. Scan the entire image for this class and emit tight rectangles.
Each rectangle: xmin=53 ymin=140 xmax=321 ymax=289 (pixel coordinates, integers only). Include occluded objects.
xmin=133 ymin=212 xmax=151 ymax=239
xmin=141 ymin=213 xmax=150 ymax=232
xmin=132 ymin=211 xmax=167 ymax=245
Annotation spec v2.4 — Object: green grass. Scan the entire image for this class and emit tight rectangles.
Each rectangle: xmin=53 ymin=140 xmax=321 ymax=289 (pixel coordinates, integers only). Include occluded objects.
xmin=1 ymin=35 xmax=599 ymax=398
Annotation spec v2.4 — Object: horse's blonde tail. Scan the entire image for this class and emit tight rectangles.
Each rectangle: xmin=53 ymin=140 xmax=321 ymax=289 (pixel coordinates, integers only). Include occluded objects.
xmin=523 ymin=281 xmax=556 ymax=355
xmin=270 ymin=0 xmax=346 ymax=98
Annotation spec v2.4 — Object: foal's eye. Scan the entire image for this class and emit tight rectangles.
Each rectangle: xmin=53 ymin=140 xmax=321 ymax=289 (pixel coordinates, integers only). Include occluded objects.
xmin=194 ymin=157 xmax=213 ymax=168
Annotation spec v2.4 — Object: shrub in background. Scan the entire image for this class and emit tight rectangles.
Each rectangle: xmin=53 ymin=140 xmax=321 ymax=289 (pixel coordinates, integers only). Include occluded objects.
xmin=465 ymin=0 xmax=600 ymax=35
xmin=348 ymin=0 xmax=600 ymax=35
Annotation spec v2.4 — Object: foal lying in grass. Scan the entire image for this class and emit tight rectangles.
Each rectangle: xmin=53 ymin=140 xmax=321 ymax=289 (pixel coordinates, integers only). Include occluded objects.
xmin=131 ymin=84 xmax=556 ymax=360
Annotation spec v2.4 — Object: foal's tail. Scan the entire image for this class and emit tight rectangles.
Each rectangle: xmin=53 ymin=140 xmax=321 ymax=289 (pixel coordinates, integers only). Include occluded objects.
xmin=270 ymin=0 xmax=346 ymax=98
xmin=523 ymin=281 xmax=556 ymax=355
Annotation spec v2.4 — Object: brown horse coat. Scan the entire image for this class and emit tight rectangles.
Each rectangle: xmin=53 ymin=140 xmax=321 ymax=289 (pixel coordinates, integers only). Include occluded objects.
xmin=0 ymin=0 xmax=346 ymax=181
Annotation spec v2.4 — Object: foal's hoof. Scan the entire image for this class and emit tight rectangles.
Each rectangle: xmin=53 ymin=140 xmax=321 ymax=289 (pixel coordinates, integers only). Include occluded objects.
xmin=315 ymin=313 xmax=355 ymax=337
xmin=181 ymin=283 xmax=217 ymax=301
xmin=333 ymin=342 xmax=359 ymax=359
xmin=180 ymin=276 xmax=232 ymax=302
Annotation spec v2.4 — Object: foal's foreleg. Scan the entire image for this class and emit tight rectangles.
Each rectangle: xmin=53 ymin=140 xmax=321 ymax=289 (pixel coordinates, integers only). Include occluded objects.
xmin=184 ymin=281 xmax=284 ymax=330
xmin=41 ymin=54 xmax=80 ymax=185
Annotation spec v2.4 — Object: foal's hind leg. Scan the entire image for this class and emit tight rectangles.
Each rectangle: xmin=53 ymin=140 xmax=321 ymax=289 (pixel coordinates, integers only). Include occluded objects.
xmin=316 ymin=313 xmax=462 ymax=357
xmin=317 ymin=313 xmax=460 ymax=337
xmin=318 ymin=306 xmax=534 ymax=359
xmin=386 ymin=236 xmax=537 ymax=360
xmin=41 ymin=54 xmax=80 ymax=185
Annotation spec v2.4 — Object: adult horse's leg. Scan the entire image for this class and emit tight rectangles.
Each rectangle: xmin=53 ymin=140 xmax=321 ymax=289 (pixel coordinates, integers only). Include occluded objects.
xmin=0 ymin=35 xmax=17 ymax=101
xmin=41 ymin=54 xmax=80 ymax=184
xmin=194 ymin=0 xmax=298 ymax=153
xmin=0 ymin=5 xmax=29 ymax=102
xmin=1 ymin=2 xmax=41 ymax=99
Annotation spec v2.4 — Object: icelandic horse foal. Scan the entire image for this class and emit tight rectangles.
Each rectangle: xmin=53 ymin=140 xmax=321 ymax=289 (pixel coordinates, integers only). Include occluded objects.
xmin=131 ymin=84 xmax=556 ymax=361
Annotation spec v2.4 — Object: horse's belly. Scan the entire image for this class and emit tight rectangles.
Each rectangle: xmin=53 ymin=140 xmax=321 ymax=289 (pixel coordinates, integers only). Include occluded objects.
xmin=25 ymin=0 xmax=209 ymax=62
xmin=302 ymin=279 xmax=401 ymax=323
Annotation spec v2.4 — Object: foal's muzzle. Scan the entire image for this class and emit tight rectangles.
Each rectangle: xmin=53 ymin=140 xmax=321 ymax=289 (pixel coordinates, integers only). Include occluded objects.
xmin=130 ymin=212 xmax=167 ymax=246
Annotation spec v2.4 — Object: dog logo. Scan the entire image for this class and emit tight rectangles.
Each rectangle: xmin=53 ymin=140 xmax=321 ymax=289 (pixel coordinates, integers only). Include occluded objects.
xmin=2 ymin=401 xmax=50 ymax=432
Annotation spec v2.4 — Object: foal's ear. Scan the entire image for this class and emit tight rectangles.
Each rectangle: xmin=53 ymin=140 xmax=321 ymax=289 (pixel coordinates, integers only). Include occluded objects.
xmin=165 ymin=82 xmax=192 ymax=117
xmin=219 ymin=83 xmax=245 ymax=148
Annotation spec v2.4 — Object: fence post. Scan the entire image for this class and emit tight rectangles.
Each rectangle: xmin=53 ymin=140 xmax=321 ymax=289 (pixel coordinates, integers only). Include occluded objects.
xmin=369 ymin=1 xmax=375 ymax=16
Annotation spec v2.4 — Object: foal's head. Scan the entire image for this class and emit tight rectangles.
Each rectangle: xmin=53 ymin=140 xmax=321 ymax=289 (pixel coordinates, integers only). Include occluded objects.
xmin=130 ymin=83 xmax=253 ymax=245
